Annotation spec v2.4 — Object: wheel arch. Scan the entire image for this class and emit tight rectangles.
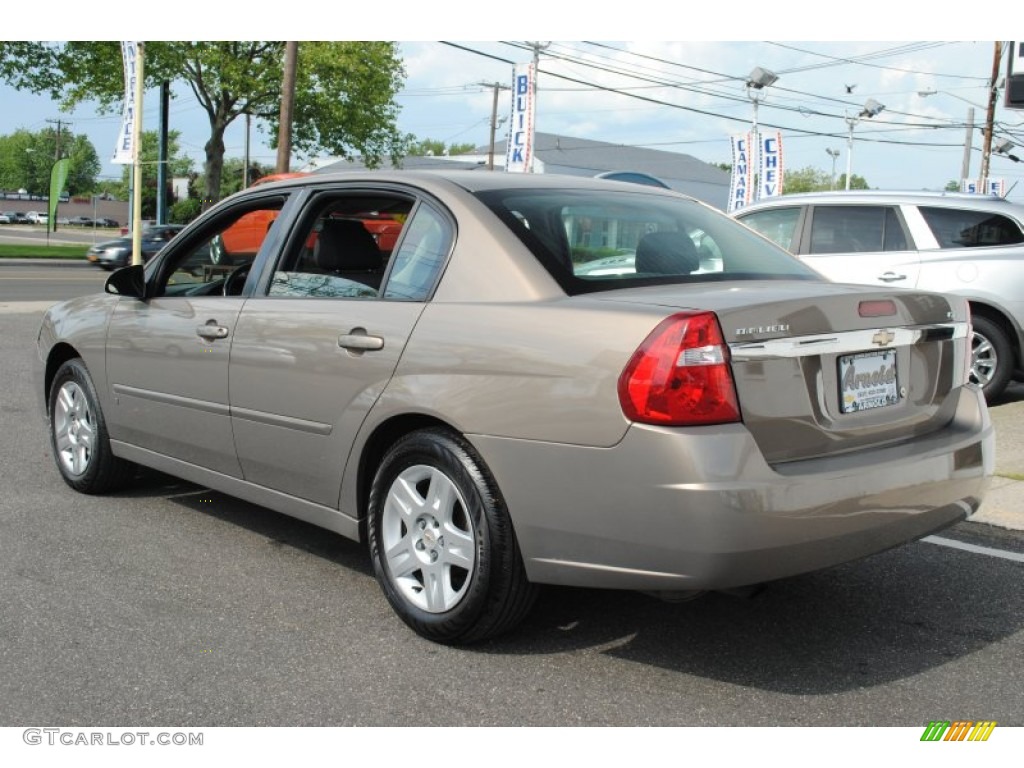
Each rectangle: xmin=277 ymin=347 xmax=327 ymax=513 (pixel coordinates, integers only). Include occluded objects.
xmin=44 ymin=343 xmax=83 ymax=413
xmin=968 ymin=300 xmax=1022 ymax=371
xmin=355 ymin=413 xmax=462 ymax=536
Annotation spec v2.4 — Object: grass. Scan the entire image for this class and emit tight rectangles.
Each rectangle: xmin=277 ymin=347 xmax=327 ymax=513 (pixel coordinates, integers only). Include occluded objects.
xmin=0 ymin=244 xmax=88 ymax=259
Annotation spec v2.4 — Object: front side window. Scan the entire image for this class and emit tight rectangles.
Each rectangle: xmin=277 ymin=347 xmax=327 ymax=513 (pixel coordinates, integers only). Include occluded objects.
xmin=148 ymin=196 xmax=287 ymax=298
xmin=475 ymin=188 xmax=817 ymax=295
xmin=918 ymin=206 xmax=1024 ymax=248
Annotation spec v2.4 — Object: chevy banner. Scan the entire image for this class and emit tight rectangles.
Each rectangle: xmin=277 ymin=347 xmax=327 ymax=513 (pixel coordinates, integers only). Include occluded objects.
xmin=758 ymin=131 xmax=784 ymax=199
xmin=728 ymin=133 xmax=754 ymax=213
xmin=112 ymin=41 xmax=139 ymax=165
xmin=505 ymin=63 xmax=536 ymax=173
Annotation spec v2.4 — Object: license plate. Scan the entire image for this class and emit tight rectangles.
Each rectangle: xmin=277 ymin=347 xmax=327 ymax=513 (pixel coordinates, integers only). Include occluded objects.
xmin=839 ymin=349 xmax=899 ymax=413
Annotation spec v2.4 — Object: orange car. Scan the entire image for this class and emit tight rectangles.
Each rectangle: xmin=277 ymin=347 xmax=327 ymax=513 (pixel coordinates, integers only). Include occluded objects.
xmin=212 ymin=172 xmax=404 ymax=264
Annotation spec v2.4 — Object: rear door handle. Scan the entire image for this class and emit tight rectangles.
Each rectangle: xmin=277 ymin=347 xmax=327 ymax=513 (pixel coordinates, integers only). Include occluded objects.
xmin=878 ymin=272 xmax=907 ymax=282
xmin=196 ymin=322 xmax=229 ymax=340
xmin=338 ymin=330 xmax=384 ymax=352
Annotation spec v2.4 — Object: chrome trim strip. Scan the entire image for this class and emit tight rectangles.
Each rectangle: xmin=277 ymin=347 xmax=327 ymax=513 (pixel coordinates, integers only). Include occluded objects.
xmin=111 ymin=384 xmax=333 ymax=435
xmin=729 ymin=323 xmax=967 ymax=361
xmin=112 ymin=384 xmax=230 ymax=417
xmin=229 ymin=406 xmax=333 ymax=436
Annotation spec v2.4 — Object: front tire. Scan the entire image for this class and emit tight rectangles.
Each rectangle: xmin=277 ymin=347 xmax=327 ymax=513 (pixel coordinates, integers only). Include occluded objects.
xmin=368 ymin=429 xmax=537 ymax=644
xmin=970 ymin=315 xmax=1013 ymax=400
xmin=48 ymin=358 xmax=134 ymax=494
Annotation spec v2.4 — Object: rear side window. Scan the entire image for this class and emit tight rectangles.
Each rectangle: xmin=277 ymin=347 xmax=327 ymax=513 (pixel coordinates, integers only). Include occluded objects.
xmin=918 ymin=206 xmax=1024 ymax=248
xmin=736 ymin=207 xmax=800 ymax=251
xmin=474 ymin=188 xmax=818 ymax=295
xmin=808 ymin=205 xmax=906 ymax=254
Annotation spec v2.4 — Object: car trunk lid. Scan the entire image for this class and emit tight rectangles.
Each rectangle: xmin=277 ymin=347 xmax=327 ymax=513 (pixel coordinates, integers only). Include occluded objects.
xmin=596 ymin=280 xmax=970 ymax=464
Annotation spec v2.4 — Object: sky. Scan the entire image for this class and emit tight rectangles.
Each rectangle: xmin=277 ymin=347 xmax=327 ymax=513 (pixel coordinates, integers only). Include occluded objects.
xmin=3 ymin=8 xmax=1023 ymax=204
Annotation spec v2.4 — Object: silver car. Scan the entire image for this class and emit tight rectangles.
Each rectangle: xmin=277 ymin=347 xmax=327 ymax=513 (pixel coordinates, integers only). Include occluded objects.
xmin=733 ymin=190 xmax=1024 ymax=400
xmin=35 ymin=172 xmax=993 ymax=643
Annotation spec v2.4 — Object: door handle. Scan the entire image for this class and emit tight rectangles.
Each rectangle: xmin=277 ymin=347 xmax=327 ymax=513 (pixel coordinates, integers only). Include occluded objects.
xmin=338 ymin=330 xmax=384 ymax=352
xmin=196 ymin=322 xmax=229 ymax=340
xmin=877 ymin=272 xmax=907 ymax=282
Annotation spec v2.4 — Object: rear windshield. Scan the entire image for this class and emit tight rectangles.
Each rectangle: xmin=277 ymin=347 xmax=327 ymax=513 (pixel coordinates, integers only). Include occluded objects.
xmin=474 ymin=188 xmax=819 ymax=294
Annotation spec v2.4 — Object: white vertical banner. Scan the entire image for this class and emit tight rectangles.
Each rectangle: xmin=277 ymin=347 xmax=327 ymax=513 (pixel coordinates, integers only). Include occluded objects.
xmin=758 ymin=131 xmax=784 ymax=199
xmin=112 ymin=41 xmax=139 ymax=165
xmin=727 ymin=133 xmax=754 ymax=213
xmin=505 ymin=63 xmax=536 ymax=173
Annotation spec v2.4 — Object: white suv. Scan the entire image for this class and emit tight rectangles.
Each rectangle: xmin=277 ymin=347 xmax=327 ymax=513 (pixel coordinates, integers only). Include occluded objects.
xmin=25 ymin=211 xmax=49 ymax=225
xmin=734 ymin=191 xmax=1024 ymax=400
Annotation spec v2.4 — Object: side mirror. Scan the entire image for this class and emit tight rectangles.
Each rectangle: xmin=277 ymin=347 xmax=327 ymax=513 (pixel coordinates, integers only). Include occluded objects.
xmin=104 ymin=264 xmax=146 ymax=299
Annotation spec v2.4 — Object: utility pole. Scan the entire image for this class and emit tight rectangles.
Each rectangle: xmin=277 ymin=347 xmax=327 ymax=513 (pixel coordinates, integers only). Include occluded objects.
xmin=525 ymin=41 xmax=549 ymax=172
xmin=979 ymin=42 xmax=1003 ymax=188
xmin=243 ymin=113 xmax=251 ymax=187
xmin=45 ymin=118 xmax=68 ymax=160
xmin=156 ymin=81 xmax=169 ymax=225
xmin=479 ymin=81 xmax=510 ymax=170
xmin=276 ymin=41 xmax=298 ymax=174
xmin=962 ymin=107 xmax=974 ymax=182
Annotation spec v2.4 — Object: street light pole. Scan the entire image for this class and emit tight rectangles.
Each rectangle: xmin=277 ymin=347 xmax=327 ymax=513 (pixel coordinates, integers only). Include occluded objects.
xmin=844 ymin=99 xmax=885 ymax=190
xmin=746 ymin=67 xmax=779 ymax=201
xmin=826 ymin=148 xmax=840 ymax=190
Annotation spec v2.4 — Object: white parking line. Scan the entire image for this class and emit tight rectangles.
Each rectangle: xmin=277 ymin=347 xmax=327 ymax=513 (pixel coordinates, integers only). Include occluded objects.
xmin=922 ymin=535 xmax=1024 ymax=563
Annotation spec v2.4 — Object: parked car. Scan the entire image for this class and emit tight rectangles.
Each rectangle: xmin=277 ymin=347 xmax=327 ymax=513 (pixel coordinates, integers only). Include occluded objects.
xmin=94 ymin=217 xmax=119 ymax=228
xmin=733 ymin=190 xmax=1024 ymax=400
xmin=67 ymin=215 xmax=94 ymax=226
xmin=0 ymin=211 xmax=19 ymax=224
xmin=25 ymin=211 xmax=48 ymax=224
xmin=36 ymin=171 xmax=992 ymax=644
xmin=84 ymin=224 xmax=184 ymax=270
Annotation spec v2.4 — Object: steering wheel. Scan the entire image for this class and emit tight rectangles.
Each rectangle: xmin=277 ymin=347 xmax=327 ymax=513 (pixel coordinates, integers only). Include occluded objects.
xmin=222 ymin=263 xmax=252 ymax=296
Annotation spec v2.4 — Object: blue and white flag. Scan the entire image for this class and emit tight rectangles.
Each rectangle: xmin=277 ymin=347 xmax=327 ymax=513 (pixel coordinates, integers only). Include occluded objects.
xmin=112 ymin=41 xmax=139 ymax=165
xmin=728 ymin=133 xmax=754 ymax=212
xmin=506 ymin=63 xmax=536 ymax=173
xmin=758 ymin=131 xmax=784 ymax=199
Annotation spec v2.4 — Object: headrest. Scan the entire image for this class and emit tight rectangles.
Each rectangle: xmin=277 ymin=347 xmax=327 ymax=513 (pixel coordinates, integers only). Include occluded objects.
xmin=635 ymin=231 xmax=699 ymax=275
xmin=314 ymin=218 xmax=382 ymax=272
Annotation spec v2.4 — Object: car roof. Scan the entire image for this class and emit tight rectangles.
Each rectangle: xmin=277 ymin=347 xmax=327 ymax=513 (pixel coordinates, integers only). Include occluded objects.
xmin=250 ymin=168 xmax=692 ymax=198
xmin=735 ymin=189 xmax=1024 ymax=214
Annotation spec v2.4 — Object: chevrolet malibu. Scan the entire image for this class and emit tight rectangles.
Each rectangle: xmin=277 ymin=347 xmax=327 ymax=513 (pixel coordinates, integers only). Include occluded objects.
xmin=35 ymin=171 xmax=993 ymax=644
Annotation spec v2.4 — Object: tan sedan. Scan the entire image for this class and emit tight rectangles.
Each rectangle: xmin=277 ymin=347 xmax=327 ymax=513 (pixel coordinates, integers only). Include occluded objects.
xmin=35 ymin=171 xmax=993 ymax=643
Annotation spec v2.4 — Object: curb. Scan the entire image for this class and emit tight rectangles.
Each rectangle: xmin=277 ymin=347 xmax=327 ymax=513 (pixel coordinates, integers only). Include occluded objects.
xmin=0 ymin=258 xmax=93 ymax=268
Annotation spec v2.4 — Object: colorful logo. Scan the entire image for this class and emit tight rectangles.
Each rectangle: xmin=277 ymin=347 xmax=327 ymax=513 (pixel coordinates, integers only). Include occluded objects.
xmin=920 ymin=721 xmax=997 ymax=741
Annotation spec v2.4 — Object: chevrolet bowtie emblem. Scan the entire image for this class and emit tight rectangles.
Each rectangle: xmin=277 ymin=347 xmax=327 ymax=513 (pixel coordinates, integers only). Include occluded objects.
xmin=872 ymin=330 xmax=896 ymax=347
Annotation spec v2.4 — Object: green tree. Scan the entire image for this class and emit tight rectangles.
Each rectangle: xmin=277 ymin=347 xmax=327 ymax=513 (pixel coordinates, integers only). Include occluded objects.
xmin=945 ymin=180 xmax=961 ymax=192
xmin=114 ymin=129 xmax=194 ymax=218
xmin=836 ymin=173 xmax=870 ymax=190
xmin=410 ymin=138 xmax=477 ymax=157
xmin=782 ymin=166 xmax=833 ymax=194
xmin=0 ymin=41 xmax=407 ymax=207
xmin=0 ymin=127 xmax=99 ymax=195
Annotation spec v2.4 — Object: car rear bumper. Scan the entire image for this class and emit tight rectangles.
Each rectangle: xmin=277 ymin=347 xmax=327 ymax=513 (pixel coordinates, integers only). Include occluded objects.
xmin=471 ymin=385 xmax=993 ymax=591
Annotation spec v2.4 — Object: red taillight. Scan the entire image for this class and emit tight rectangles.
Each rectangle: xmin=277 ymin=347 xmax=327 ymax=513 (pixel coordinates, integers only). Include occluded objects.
xmin=618 ymin=312 xmax=741 ymax=426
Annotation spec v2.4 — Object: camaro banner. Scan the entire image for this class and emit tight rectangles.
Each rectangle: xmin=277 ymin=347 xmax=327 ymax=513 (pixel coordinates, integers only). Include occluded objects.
xmin=728 ymin=133 xmax=754 ymax=212
xmin=112 ymin=41 xmax=139 ymax=165
xmin=505 ymin=63 xmax=536 ymax=173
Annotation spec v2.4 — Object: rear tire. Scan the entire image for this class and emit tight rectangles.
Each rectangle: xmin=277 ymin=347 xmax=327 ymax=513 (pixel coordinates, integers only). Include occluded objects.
xmin=48 ymin=358 xmax=134 ymax=494
xmin=368 ymin=429 xmax=537 ymax=644
xmin=970 ymin=315 xmax=1013 ymax=400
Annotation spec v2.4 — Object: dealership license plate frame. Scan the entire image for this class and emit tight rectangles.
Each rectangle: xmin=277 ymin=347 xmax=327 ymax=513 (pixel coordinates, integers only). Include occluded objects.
xmin=839 ymin=349 xmax=900 ymax=414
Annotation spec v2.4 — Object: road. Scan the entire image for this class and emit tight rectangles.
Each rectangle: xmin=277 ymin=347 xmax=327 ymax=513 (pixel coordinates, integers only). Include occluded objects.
xmin=0 ymin=264 xmax=1021 ymax=732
